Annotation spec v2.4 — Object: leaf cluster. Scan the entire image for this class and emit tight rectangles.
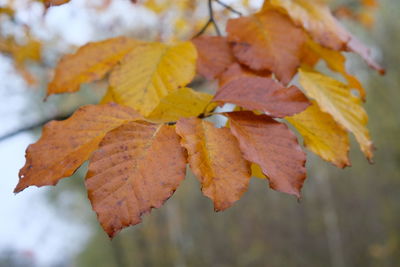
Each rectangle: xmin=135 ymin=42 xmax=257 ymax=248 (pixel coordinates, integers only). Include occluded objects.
xmin=14 ymin=0 xmax=384 ymax=237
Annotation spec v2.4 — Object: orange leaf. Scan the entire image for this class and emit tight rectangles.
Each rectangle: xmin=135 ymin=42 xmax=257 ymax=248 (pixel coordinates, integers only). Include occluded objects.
xmin=227 ymin=111 xmax=307 ymax=198
xmin=214 ymin=76 xmax=310 ymax=118
xmin=176 ymin=118 xmax=251 ymax=211
xmin=48 ymin=37 xmax=138 ymax=96
xmin=227 ymin=9 xmax=306 ymax=84
xmin=86 ymin=122 xmax=186 ymax=237
xmin=44 ymin=0 xmax=70 ymax=8
xmin=264 ymin=0 xmax=384 ymax=74
xmin=191 ymin=36 xmax=235 ymax=80
xmin=15 ymin=104 xmax=142 ymax=193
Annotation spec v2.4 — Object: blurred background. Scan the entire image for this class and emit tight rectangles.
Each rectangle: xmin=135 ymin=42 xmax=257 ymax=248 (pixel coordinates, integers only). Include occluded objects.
xmin=0 ymin=0 xmax=399 ymax=266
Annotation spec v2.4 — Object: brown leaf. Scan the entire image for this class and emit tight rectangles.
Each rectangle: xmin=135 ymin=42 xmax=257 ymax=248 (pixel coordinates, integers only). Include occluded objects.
xmin=214 ymin=76 xmax=310 ymax=118
xmin=44 ymin=0 xmax=70 ymax=8
xmin=227 ymin=111 xmax=307 ymax=198
xmin=263 ymin=0 xmax=384 ymax=74
xmin=48 ymin=37 xmax=138 ymax=95
xmin=176 ymin=118 xmax=251 ymax=211
xmin=15 ymin=104 xmax=142 ymax=193
xmin=218 ymin=63 xmax=271 ymax=87
xmin=227 ymin=10 xmax=306 ymax=84
xmin=191 ymin=36 xmax=236 ymax=80
xmin=86 ymin=122 xmax=186 ymax=237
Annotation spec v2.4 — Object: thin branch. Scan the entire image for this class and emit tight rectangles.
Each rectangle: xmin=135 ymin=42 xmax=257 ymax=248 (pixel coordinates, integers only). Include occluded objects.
xmin=214 ymin=0 xmax=242 ymax=16
xmin=0 ymin=113 xmax=71 ymax=143
xmin=193 ymin=18 xmax=212 ymax=38
xmin=208 ymin=0 xmax=221 ymax=36
xmin=193 ymin=0 xmax=221 ymax=37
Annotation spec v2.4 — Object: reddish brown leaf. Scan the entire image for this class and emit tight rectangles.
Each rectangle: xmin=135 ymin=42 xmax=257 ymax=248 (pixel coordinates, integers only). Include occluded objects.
xmin=214 ymin=76 xmax=310 ymax=118
xmin=15 ymin=104 xmax=142 ymax=193
xmin=44 ymin=0 xmax=70 ymax=8
xmin=176 ymin=118 xmax=251 ymax=211
xmin=227 ymin=111 xmax=307 ymax=197
xmin=263 ymin=0 xmax=384 ymax=74
xmin=86 ymin=122 xmax=186 ymax=237
xmin=227 ymin=10 xmax=306 ymax=84
xmin=218 ymin=63 xmax=271 ymax=87
xmin=191 ymin=36 xmax=236 ymax=80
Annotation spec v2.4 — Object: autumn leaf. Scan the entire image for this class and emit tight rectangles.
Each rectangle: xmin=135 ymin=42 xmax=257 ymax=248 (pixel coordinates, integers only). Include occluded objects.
xmin=109 ymin=41 xmax=197 ymax=116
xmin=86 ymin=122 xmax=186 ymax=237
xmin=191 ymin=36 xmax=235 ymax=80
xmin=286 ymin=101 xmax=350 ymax=168
xmin=147 ymin=87 xmax=213 ymax=123
xmin=251 ymin=163 xmax=267 ymax=179
xmin=214 ymin=76 xmax=310 ymax=118
xmin=227 ymin=9 xmax=306 ymax=84
xmin=14 ymin=104 xmax=142 ymax=193
xmin=43 ymin=0 xmax=70 ymax=8
xmin=303 ymin=40 xmax=366 ymax=100
xmin=176 ymin=118 xmax=251 ymax=211
xmin=218 ymin=63 xmax=271 ymax=87
xmin=299 ymin=68 xmax=373 ymax=161
xmin=100 ymin=87 xmax=117 ymax=104
xmin=264 ymin=0 xmax=384 ymax=74
xmin=47 ymin=37 xmax=138 ymax=95
xmin=227 ymin=111 xmax=307 ymax=198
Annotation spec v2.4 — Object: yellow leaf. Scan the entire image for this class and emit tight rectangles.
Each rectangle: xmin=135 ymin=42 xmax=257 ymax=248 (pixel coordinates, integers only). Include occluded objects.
xmin=146 ymin=87 xmax=213 ymax=123
xmin=286 ymin=101 xmax=350 ymax=168
xmin=251 ymin=163 xmax=266 ymax=179
xmin=304 ymin=40 xmax=366 ymax=100
xmin=299 ymin=68 xmax=373 ymax=161
xmin=100 ymin=87 xmax=116 ymax=104
xmin=109 ymin=41 xmax=197 ymax=116
xmin=48 ymin=37 xmax=139 ymax=95
xmin=0 ymin=37 xmax=41 ymax=64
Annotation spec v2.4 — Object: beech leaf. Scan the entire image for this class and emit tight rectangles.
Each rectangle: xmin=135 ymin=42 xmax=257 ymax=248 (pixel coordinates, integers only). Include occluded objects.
xmin=227 ymin=9 xmax=306 ymax=84
xmin=227 ymin=111 xmax=307 ymax=198
xmin=86 ymin=122 xmax=186 ymax=237
xmin=214 ymin=76 xmax=310 ymax=118
xmin=192 ymin=36 xmax=236 ymax=80
xmin=109 ymin=41 xmax=197 ymax=116
xmin=303 ymin=40 xmax=366 ymax=100
xmin=15 ymin=104 xmax=142 ymax=193
xmin=299 ymin=68 xmax=374 ymax=161
xmin=146 ymin=87 xmax=213 ymax=123
xmin=286 ymin=101 xmax=351 ymax=168
xmin=264 ymin=0 xmax=384 ymax=74
xmin=176 ymin=118 xmax=251 ymax=211
xmin=48 ymin=37 xmax=139 ymax=95
xmin=218 ymin=63 xmax=271 ymax=87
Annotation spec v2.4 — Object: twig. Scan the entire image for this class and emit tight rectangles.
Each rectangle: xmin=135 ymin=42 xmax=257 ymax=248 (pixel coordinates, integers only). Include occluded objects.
xmin=208 ymin=0 xmax=221 ymax=36
xmin=193 ymin=0 xmax=221 ymax=37
xmin=214 ymin=0 xmax=242 ymax=16
xmin=0 ymin=113 xmax=71 ymax=143
xmin=193 ymin=19 xmax=212 ymax=38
